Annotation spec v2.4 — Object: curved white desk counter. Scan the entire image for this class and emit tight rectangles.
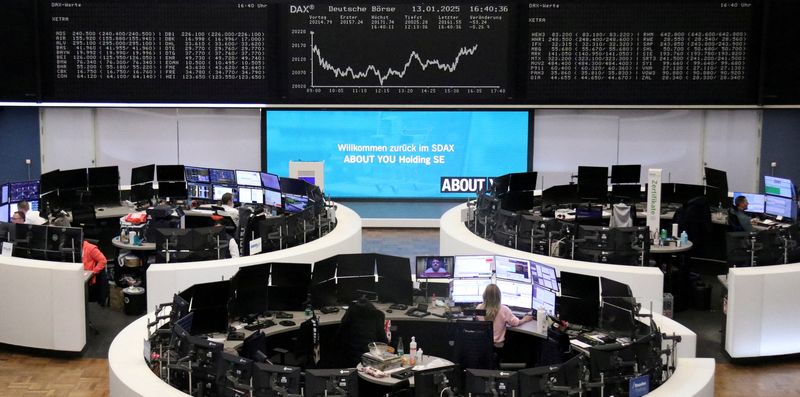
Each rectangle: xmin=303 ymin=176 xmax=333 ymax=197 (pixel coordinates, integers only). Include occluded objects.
xmin=110 ymin=306 xmax=706 ymax=397
xmin=0 ymin=257 xmax=87 ymax=352
xmin=440 ymin=204 xmax=666 ymax=315
xmin=146 ymin=204 xmax=362 ymax=311
xmin=725 ymin=262 xmax=800 ymax=358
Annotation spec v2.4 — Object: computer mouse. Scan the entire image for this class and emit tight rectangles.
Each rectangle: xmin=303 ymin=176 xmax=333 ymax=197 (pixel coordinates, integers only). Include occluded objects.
xmin=386 ymin=309 xmax=393 ymax=313
xmin=279 ymin=320 xmax=296 ymax=327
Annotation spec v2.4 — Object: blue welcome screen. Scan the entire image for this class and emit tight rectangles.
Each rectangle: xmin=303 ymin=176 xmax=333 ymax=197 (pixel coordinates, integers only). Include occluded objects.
xmin=265 ymin=110 xmax=529 ymax=198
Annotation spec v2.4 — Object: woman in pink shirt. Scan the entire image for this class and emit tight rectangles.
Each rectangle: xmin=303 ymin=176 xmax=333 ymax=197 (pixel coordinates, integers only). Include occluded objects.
xmin=477 ymin=284 xmax=534 ymax=348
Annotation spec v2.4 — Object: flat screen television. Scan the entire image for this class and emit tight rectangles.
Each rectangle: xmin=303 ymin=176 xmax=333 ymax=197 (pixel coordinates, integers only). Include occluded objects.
xmin=416 ymin=256 xmax=454 ymax=279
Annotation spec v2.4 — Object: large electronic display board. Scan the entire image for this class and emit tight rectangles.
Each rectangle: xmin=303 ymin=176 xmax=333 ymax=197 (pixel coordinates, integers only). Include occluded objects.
xmin=525 ymin=0 xmax=761 ymax=104
xmin=0 ymin=0 xmax=39 ymax=101
xmin=282 ymin=1 xmax=515 ymax=103
xmin=264 ymin=110 xmax=530 ymax=198
xmin=38 ymin=0 xmax=271 ymax=103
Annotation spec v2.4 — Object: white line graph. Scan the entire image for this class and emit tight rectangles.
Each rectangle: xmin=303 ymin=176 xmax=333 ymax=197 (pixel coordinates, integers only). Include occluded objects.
xmin=309 ymin=31 xmax=499 ymax=89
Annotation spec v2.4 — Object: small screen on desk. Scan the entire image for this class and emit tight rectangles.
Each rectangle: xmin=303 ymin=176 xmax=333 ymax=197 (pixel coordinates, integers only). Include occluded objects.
xmin=450 ymin=278 xmax=492 ymax=304
xmin=530 ymin=262 xmax=559 ymax=292
xmin=494 ymin=255 xmax=531 ymax=282
xmin=453 ymin=255 xmax=494 ymax=278
xmin=733 ymin=192 xmax=765 ymax=214
xmin=496 ymin=279 xmax=533 ymax=311
xmin=0 ymin=204 xmax=8 ymax=223
xmin=416 ymin=256 xmax=453 ymax=279
xmin=765 ymin=195 xmax=795 ymax=219
xmin=212 ymin=185 xmax=236 ymax=201
xmin=236 ymin=170 xmax=262 ymax=187
xmin=764 ymin=176 xmax=795 ymax=198
xmin=532 ymin=285 xmax=556 ymax=316
xmin=1 ymin=185 xmax=8 ymax=204
xmin=239 ymin=187 xmax=264 ymax=204
xmin=264 ymin=189 xmax=282 ymax=208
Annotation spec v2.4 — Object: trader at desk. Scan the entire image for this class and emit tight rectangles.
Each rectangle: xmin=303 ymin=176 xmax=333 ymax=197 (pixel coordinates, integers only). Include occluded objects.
xmin=477 ymin=284 xmax=534 ymax=366
xmin=729 ymin=195 xmax=757 ymax=232
xmin=219 ymin=193 xmax=239 ymax=227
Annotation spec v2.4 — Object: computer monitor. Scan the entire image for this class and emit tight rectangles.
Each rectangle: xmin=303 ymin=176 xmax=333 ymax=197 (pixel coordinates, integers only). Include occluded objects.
xmin=304 ymin=368 xmax=358 ymax=397
xmin=283 ymin=193 xmax=308 ymax=214
xmin=39 ymin=169 xmax=60 ymax=195
xmin=236 ymin=170 xmax=262 ymax=187
xmin=59 ymin=168 xmax=88 ymax=190
xmin=131 ymin=164 xmax=156 ymax=185
xmin=610 ymin=164 xmax=641 ymax=184
xmin=559 ymin=272 xmax=600 ymax=301
xmin=264 ymin=189 xmax=282 ymax=208
xmin=1 ymin=184 xmax=7 ymax=204
xmin=453 ymin=255 xmax=494 ymax=278
xmin=732 ymin=192 xmax=766 ymax=214
xmin=601 ymin=300 xmax=636 ymax=338
xmin=279 ymin=177 xmax=308 ymax=196
xmin=130 ymin=183 xmax=154 ymax=203
xmin=239 ymin=187 xmax=265 ymax=204
xmin=157 ymin=181 xmax=187 ymax=200
xmin=509 ymin=171 xmax=538 ymax=192
xmin=212 ymin=185 xmax=237 ymax=201
xmin=494 ymin=255 xmax=531 ymax=282
xmin=704 ymin=166 xmax=728 ymax=192
xmin=155 ymin=165 xmax=185 ymax=182
xmin=188 ymin=183 xmax=211 ymax=200
xmin=8 ymin=180 xmax=39 ymax=202
xmin=450 ymin=278 xmax=493 ymax=305
xmin=532 ymin=285 xmax=556 ymax=316
xmin=518 ymin=355 xmax=582 ymax=396
xmin=600 ymin=277 xmax=633 ymax=300
xmin=46 ymin=226 xmax=83 ymax=262
xmin=184 ymin=166 xmax=211 ymax=183
xmin=465 ymin=369 xmax=518 ymax=397
xmin=260 ymin=172 xmax=281 ymax=191
xmin=169 ymin=293 xmax=190 ymax=324
xmin=578 ymin=166 xmax=608 ymax=187
xmin=87 ymin=166 xmax=119 ymax=187
xmin=764 ymin=176 xmax=795 ymax=198
xmin=89 ymin=185 xmax=121 ymax=205
xmin=336 ymin=276 xmax=377 ymax=303
xmin=413 ymin=365 xmax=461 ymax=397
xmin=493 ymin=174 xmax=511 ymax=195
xmin=765 ymin=195 xmax=795 ymax=219
xmin=230 ymin=264 xmax=269 ymax=318
xmin=610 ymin=184 xmax=642 ymax=203
xmin=216 ymin=352 xmax=253 ymax=397
xmin=530 ymin=261 xmax=559 ymax=292
xmin=556 ymin=295 xmax=599 ymax=328
xmin=0 ymin=204 xmax=9 ymax=224
xmin=416 ymin=256 xmax=454 ymax=279
xmin=210 ymin=168 xmax=236 ymax=185
xmin=496 ymin=279 xmax=533 ymax=312
xmin=253 ymin=363 xmax=300 ymax=397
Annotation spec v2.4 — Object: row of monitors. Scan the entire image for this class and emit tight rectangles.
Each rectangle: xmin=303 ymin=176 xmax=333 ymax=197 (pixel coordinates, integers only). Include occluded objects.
xmin=733 ymin=191 xmax=797 ymax=219
xmin=0 ymin=180 xmax=39 ymax=205
xmin=133 ymin=164 xmax=283 ymax=192
xmin=40 ymin=166 xmax=120 ymax=194
xmin=0 ymin=222 xmax=83 ymax=263
xmin=416 ymin=255 xmax=558 ymax=290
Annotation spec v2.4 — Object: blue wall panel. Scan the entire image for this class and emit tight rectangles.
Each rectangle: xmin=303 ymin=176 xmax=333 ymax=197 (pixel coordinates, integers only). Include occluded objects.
xmin=0 ymin=107 xmax=40 ymax=184
xmin=761 ymin=110 xmax=800 ymax=191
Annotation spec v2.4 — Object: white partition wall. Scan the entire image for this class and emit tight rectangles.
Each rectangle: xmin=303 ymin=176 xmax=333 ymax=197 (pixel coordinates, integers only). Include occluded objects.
xmin=726 ymin=263 xmax=800 ymax=358
xmin=0 ymin=257 xmax=87 ymax=352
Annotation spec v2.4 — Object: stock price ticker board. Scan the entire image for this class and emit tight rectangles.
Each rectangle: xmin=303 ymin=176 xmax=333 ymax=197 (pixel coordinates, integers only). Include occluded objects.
xmin=38 ymin=0 xmax=271 ymax=103
xmin=525 ymin=0 xmax=762 ymax=105
xmin=282 ymin=2 xmax=516 ymax=103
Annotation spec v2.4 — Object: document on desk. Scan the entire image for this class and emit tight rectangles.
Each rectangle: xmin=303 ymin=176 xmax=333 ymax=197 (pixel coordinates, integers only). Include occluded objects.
xmin=570 ymin=339 xmax=592 ymax=349
xmin=1 ymin=242 xmax=11 ymax=257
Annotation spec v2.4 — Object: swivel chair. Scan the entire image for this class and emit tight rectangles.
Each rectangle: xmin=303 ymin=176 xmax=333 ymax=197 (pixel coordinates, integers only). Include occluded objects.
xmin=492 ymin=209 xmax=519 ymax=249
xmin=453 ymin=320 xmax=495 ymax=370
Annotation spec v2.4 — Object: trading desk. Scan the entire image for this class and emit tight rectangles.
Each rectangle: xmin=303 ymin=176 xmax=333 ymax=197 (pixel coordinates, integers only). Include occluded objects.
xmin=109 ymin=303 xmax=707 ymax=397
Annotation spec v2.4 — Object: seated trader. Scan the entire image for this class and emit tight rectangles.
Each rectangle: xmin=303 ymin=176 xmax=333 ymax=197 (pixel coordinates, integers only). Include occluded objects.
xmin=336 ymin=297 xmax=388 ymax=367
xmin=211 ymin=214 xmax=239 ymax=258
xmin=477 ymin=284 xmax=533 ymax=349
xmin=11 ymin=211 xmax=25 ymax=224
xmin=82 ymin=240 xmax=107 ymax=286
xmin=422 ymin=257 xmax=448 ymax=276
xmin=219 ymin=192 xmax=240 ymax=227
xmin=17 ymin=200 xmax=46 ymax=225
xmin=729 ymin=195 xmax=756 ymax=232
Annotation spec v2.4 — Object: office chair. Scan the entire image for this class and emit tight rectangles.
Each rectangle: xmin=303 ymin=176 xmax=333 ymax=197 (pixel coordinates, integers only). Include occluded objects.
xmin=334 ymin=299 xmax=388 ymax=368
xmin=517 ymin=214 xmax=548 ymax=254
xmin=475 ymin=195 xmax=499 ymax=239
xmin=725 ymin=231 xmax=760 ymax=267
xmin=265 ymin=217 xmax=289 ymax=251
xmin=72 ymin=204 xmax=101 ymax=240
xmin=453 ymin=320 xmax=495 ymax=370
xmin=726 ymin=208 xmax=745 ymax=232
xmin=492 ymin=209 xmax=519 ymax=249
xmin=299 ymin=207 xmax=318 ymax=243
xmin=271 ymin=315 xmax=320 ymax=369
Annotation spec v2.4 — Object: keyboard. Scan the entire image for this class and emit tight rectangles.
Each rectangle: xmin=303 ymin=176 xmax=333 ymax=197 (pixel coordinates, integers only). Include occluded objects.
xmin=406 ymin=309 xmax=430 ymax=318
xmin=275 ymin=311 xmax=294 ymax=319
xmin=320 ymin=306 xmax=340 ymax=314
xmin=389 ymin=303 xmax=408 ymax=311
xmin=391 ymin=368 xmax=415 ymax=380
xmin=244 ymin=320 xmax=275 ymax=331
xmin=511 ymin=311 xmax=529 ymax=319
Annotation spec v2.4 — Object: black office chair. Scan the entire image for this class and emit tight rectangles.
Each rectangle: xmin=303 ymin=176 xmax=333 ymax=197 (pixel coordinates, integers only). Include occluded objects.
xmin=271 ymin=315 xmax=321 ymax=369
xmin=474 ymin=195 xmax=499 ymax=239
xmin=492 ymin=209 xmax=519 ymax=249
xmin=335 ymin=299 xmax=388 ymax=368
xmin=725 ymin=231 xmax=760 ymax=267
xmin=453 ymin=320 xmax=495 ymax=370
xmin=517 ymin=214 xmax=548 ymax=254
xmin=726 ymin=208 xmax=746 ymax=232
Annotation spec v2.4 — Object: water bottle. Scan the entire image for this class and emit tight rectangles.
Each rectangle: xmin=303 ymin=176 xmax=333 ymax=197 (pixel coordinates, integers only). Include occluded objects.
xmin=536 ymin=306 xmax=547 ymax=334
xmin=409 ymin=336 xmax=417 ymax=365
xmin=397 ymin=336 xmax=404 ymax=357
xmin=680 ymin=231 xmax=689 ymax=246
